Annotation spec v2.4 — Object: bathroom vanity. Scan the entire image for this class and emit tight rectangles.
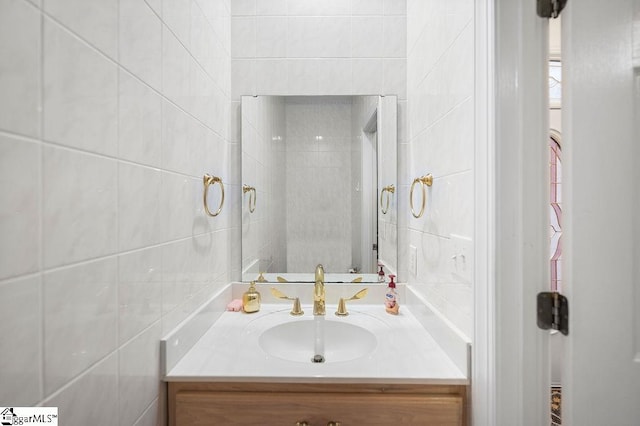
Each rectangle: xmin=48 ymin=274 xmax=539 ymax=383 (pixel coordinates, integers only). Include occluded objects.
xmin=168 ymin=381 xmax=466 ymax=425
xmin=162 ymin=284 xmax=470 ymax=426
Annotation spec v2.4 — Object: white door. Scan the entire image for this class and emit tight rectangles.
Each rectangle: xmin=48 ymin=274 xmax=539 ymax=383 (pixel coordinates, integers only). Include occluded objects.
xmin=485 ymin=0 xmax=640 ymax=425
xmin=561 ymin=0 xmax=640 ymax=423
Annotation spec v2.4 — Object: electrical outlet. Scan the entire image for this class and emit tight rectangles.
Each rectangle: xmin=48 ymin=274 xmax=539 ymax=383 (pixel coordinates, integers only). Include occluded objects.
xmin=409 ymin=245 xmax=417 ymax=276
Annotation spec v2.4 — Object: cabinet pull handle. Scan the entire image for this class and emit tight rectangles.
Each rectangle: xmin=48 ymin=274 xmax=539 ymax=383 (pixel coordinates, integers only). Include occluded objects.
xmin=295 ymin=422 xmax=309 ymax=426
xmin=327 ymin=422 xmax=342 ymax=426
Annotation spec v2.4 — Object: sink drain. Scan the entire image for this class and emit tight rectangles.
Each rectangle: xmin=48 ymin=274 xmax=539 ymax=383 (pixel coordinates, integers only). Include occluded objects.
xmin=311 ymin=354 xmax=325 ymax=363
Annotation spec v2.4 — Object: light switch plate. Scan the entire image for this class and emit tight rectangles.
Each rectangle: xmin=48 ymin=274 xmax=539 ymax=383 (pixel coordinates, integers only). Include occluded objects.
xmin=450 ymin=234 xmax=473 ymax=284
xmin=409 ymin=245 xmax=417 ymax=276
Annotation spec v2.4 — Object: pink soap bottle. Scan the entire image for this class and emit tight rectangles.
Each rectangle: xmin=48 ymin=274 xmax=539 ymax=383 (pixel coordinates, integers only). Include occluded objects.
xmin=384 ymin=274 xmax=399 ymax=315
xmin=378 ymin=263 xmax=385 ymax=282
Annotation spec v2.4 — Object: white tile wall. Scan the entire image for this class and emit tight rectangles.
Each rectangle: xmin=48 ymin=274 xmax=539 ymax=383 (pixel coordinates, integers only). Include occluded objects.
xmin=231 ymin=0 xmax=256 ymax=16
xmin=352 ymin=59 xmax=384 ymax=94
xmin=0 ymin=136 xmax=41 ymax=279
xmin=352 ymin=17 xmax=384 ymax=58
xmin=118 ymin=70 xmax=163 ymax=167
xmin=255 ymin=59 xmax=289 ymax=94
xmin=118 ymin=323 xmax=162 ymax=426
xmin=383 ymin=16 xmax=407 ymax=58
xmin=0 ymin=0 xmax=41 ymax=138
xmin=44 ymin=0 xmax=119 ymax=60
xmin=42 ymin=146 xmax=118 ymax=268
xmin=256 ymin=0 xmax=287 ymax=16
xmin=0 ymin=0 xmax=232 ymax=424
xmin=231 ymin=0 xmax=407 ymax=100
xmin=353 ymin=0 xmax=384 ymax=15
xmin=0 ymin=0 xmax=480 ymax=421
xmin=118 ymin=248 xmax=163 ymax=345
xmin=162 ymin=0 xmax=192 ymax=48
xmin=384 ymin=0 xmax=407 ymax=15
xmin=43 ymin=258 xmax=118 ymax=394
xmin=286 ymin=59 xmax=319 ymax=94
xmin=118 ymin=163 xmax=163 ymax=251
xmin=119 ymin=0 xmax=163 ymax=91
xmin=133 ymin=399 xmax=160 ymax=426
xmin=0 ymin=275 xmax=42 ymax=406
xmin=43 ymin=20 xmax=118 ymax=156
xmin=231 ymin=16 xmax=256 ymax=58
xmin=406 ymin=0 xmax=474 ymax=340
xmin=256 ymin=17 xmax=287 ymax=57
xmin=45 ymin=354 xmax=118 ymax=424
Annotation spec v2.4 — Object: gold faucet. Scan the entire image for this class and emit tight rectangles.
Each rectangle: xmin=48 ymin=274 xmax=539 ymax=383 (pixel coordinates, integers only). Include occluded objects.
xmin=313 ymin=264 xmax=325 ymax=316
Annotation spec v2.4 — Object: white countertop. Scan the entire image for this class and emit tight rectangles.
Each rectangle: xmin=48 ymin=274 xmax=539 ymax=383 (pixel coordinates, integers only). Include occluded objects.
xmin=164 ymin=303 xmax=468 ymax=385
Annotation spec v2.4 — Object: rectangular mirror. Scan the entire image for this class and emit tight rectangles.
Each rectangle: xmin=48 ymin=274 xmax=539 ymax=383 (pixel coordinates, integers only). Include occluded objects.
xmin=241 ymin=95 xmax=397 ymax=283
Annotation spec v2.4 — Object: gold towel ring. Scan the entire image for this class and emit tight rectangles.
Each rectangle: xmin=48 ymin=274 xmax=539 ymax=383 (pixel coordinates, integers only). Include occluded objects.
xmin=242 ymin=184 xmax=256 ymax=213
xmin=203 ymin=174 xmax=224 ymax=217
xmin=380 ymin=184 xmax=395 ymax=215
xmin=410 ymin=174 xmax=433 ymax=218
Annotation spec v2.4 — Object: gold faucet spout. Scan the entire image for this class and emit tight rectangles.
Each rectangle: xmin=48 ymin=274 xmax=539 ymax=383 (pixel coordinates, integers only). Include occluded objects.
xmin=313 ymin=264 xmax=325 ymax=316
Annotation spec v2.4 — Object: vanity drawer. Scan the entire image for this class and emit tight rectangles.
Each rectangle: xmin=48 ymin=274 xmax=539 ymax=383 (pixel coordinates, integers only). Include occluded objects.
xmin=172 ymin=387 xmax=465 ymax=426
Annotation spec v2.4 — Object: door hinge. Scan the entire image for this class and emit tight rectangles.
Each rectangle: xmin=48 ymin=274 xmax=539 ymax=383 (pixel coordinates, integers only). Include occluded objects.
xmin=537 ymin=0 xmax=567 ymax=19
xmin=537 ymin=292 xmax=569 ymax=335
xmin=372 ymin=243 xmax=378 ymax=251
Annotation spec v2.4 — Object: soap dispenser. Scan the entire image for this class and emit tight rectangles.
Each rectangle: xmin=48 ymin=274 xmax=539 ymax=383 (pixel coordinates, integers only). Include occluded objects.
xmin=384 ymin=274 xmax=399 ymax=315
xmin=242 ymin=281 xmax=261 ymax=313
xmin=377 ymin=263 xmax=385 ymax=282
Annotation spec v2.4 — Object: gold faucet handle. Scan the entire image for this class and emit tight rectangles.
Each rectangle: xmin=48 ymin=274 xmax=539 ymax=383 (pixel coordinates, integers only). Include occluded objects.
xmin=335 ymin=288 xmax=368 ymax=317
xmin=270 ymin=288 xmax=304 ymax=316
xmin=290 ymin=297 xmax=304 ymax=316
xmin=347 ymin=288 xmax=368 ymax=301
xmin=335 ymin=298 xmax=349 ymax=316
xmin=270 ymin=287 xmax=293 ymax=300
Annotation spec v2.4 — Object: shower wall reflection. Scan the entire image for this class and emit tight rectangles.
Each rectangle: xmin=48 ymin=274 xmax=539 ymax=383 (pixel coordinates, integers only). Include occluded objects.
xmin=241 ymin=95 xmax=397 ymax=282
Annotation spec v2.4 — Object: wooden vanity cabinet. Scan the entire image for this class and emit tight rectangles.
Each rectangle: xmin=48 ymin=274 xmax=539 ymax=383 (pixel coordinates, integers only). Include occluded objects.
xmin=168 ymin=382 xmax=468 ymax=426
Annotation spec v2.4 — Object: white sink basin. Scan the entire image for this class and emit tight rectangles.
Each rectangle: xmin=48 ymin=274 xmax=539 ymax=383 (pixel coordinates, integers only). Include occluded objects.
xmin=258 ymin=319 xmax=377 ymax=363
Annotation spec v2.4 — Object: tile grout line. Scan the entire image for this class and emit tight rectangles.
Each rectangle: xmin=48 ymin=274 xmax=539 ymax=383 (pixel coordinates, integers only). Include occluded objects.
xmin=38 ymin=3 xmax=46 ymax=406
xmin=115 ymin=0 xmax=121 ymax=418
xmin=0 ymin=131 xmax=212 ymax=184
xmin=159 ymin=0 xmax=167 ymax=353
xmin=132 ymin=396 xmax=159 ymax=425
xmin=0 ymin=228 xmax=233 ymax=287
